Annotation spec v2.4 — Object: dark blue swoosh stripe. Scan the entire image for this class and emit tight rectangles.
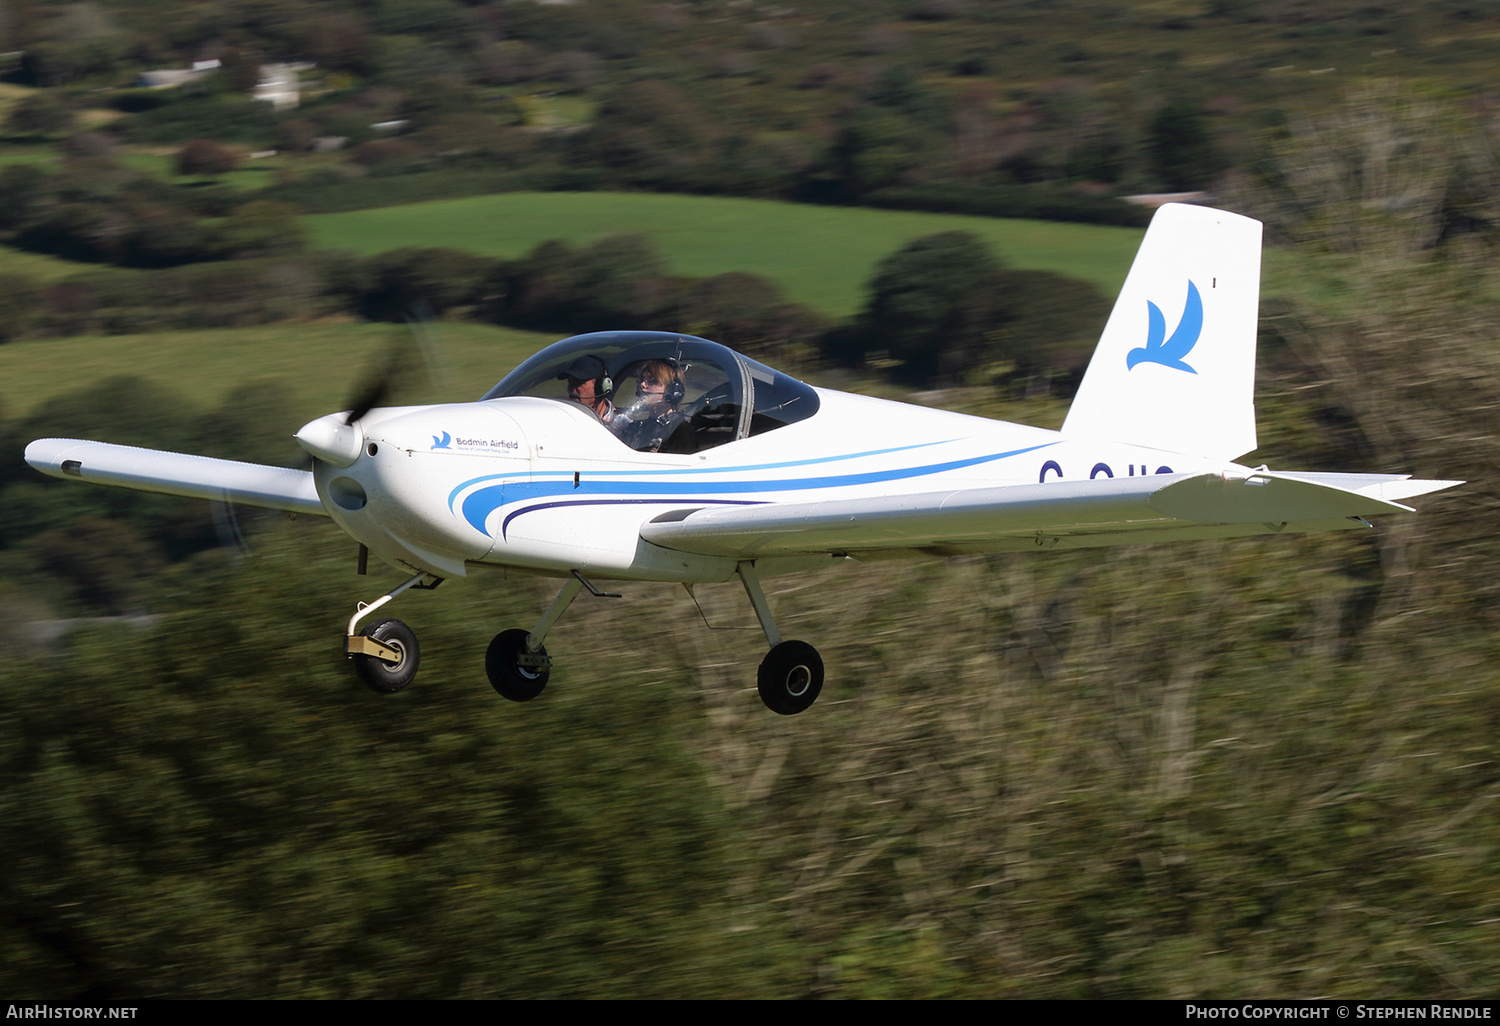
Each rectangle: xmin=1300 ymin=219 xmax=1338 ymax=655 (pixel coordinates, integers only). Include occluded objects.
xmin=500 ymin=498 xmax=764 ymax=538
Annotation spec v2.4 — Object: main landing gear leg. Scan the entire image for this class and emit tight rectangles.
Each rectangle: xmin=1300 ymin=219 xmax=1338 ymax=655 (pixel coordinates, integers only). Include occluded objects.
xmin=346 ymin=571 xmax=432 ymax=694
xmin=738 ymin=561 xmax=824 ymax=715
xmin=488 ymin=572 xmax=620 ymax=702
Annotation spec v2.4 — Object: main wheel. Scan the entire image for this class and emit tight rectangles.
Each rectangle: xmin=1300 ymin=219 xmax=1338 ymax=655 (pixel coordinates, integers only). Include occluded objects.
xmin=487 ymin=628 xmax=550 ymax=702
xmin=757 ymin=640 xmax=823 ymax=715
xmin=352 ymin=618 xmax=420 ymax=694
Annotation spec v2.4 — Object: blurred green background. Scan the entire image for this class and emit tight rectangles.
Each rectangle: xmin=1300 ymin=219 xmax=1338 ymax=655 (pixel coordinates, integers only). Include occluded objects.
xmin=1 ymin=0 xmax=1495 ymax=999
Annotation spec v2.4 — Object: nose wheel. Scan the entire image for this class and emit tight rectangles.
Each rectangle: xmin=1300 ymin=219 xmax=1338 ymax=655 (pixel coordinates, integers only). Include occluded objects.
xmin=350 ymin=617 xmax=420 ymax=693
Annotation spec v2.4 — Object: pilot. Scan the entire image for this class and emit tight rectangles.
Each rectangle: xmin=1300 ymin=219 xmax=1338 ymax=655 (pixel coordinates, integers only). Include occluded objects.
xmin=558 ymin=355 xmax=617 ymax=426
xmin=617 ymin=358 xmax=692 ymax=453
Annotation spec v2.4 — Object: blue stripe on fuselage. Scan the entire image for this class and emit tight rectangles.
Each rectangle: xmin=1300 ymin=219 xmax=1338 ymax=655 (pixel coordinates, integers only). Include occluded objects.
xmin=457 ymin=442 xmax=1056 ymax=538
xmin=444 ymin=438 xmax=958 ymax=513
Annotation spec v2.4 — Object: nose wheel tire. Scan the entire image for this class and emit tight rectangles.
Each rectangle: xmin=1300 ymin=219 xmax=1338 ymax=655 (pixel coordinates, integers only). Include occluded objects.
xmin=487 ymin=628 xmax=550 ymax=702
xmin=757 ymin=640 xmax=823 ymax=715
xmin=352 ymin=618 xmax=420 ymax=694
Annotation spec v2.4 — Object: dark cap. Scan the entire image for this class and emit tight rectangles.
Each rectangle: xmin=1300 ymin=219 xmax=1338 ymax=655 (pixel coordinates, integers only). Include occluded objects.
xmin=558 ymin=354 xmax=609 ymax=382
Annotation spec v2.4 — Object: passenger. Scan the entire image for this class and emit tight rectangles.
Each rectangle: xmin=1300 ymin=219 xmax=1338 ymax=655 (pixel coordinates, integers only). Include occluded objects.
xmin=618 ymin=359 xmax=691 ymax=452
xmin=558 ymin=355 xmax=617 ymax=426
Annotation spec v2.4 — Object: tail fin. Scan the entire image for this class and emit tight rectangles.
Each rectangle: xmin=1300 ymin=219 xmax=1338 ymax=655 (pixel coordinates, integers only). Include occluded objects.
xmin=1062 ymin=203 xmax=1262 ymax=462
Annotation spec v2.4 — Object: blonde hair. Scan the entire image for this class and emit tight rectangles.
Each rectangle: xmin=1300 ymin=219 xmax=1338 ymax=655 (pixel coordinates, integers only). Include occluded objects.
xmin=637 ymin=359 xmax=682 ymax=389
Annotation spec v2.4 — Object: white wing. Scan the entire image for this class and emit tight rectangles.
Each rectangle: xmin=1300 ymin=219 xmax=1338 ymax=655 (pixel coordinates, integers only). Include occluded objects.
xmin=25 ymin=438 xmax=327 ymax=517
xmin=641 ymin=470 xmax=1461 ymax=559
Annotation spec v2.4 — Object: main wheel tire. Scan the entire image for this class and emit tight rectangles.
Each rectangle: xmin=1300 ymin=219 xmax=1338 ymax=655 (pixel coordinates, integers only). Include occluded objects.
xmin=487 ymin=628 xmax=550 ymax=702
xmin=757 ymin=640 xmax=823 ymax=715
xmin=352 ymin=618 xmax=420 ymax=694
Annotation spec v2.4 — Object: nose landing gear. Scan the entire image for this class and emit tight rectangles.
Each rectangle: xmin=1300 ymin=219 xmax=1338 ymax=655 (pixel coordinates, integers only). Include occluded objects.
xmin=344 ymin=570 xmax=439 ymax=695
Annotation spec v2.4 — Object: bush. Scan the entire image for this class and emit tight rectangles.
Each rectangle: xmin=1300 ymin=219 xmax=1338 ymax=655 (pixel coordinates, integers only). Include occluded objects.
xmin=348 ymin=137 xmax=427 ymax=169
xmin=121 ymin=204 xmax=215 ymax=267
xmin=35 ymin=261 xmax=330 ymax=336
xmin=490 ymin=234 xmax=670 ymax=333
xmin=359 ymin=247 xmax=498 ymax=321
xmin=3 ymin=92 xmax=75 ymax=140
xmin=129 ymin=94 xmax=278 ymax=147
xmin=673 ymin=272 xmax=827 ymax=357
xmin=0 ymin=274 xmax=44 ymax=343
xmin=176 ymin=139 xmax=241 ymax=177
xmin=0 ymin=164 xmax=50 ymax=230
xmin=217 ymin=201 xmax=307 ymax=259
xmin=859 ymin=183 xmax=1151 ymax=227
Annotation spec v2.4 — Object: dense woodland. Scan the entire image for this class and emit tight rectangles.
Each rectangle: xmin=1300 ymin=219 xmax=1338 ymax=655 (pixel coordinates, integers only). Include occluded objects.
xmin=2 ymin=0 xmax=1499 ymax=1001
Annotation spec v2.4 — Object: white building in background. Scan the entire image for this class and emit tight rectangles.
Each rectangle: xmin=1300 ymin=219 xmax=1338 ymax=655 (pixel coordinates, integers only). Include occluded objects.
xmin=254 ymin=62 xmax=315 ymax=111
xmin=135 ymin=59 xmax=220 ymax=89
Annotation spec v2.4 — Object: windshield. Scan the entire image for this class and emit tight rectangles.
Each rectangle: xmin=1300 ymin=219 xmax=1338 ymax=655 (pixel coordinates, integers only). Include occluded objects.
xmin=482 ymin=331 xmax=819 ymax=453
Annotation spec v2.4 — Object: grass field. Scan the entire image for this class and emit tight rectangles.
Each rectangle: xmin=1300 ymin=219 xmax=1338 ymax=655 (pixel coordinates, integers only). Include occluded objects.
xmin=0 ymin=322 xmax=555 ymax=422
xmin=0 ymin=144 xmax=55 ymax=168
xmin=119 ymin=148 xmax=298 ymax=192
xmin=305 ymin=192 xmax=1147 ymax=318
xmin=0 ymin=243 xmax=115 ymax=283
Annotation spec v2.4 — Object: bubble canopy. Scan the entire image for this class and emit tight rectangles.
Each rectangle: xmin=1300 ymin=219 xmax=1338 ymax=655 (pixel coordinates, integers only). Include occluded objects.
xmin=480 ymin=331 xmax=820 ymax=452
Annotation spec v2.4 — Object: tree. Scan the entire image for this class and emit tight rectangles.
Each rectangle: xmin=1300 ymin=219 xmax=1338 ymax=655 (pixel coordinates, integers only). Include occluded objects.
xmin=826 ymin=107 xmax=927 ymax=200
xmin=1147 ymin=100 xmax=1226 ymax=191
xmin=853 ymin=231 xmax=1010 ymax=384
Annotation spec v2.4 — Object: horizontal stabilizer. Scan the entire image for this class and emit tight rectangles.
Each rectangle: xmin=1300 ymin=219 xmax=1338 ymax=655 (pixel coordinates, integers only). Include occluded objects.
xmin=25 ymin=438 xmax=327 ymax=517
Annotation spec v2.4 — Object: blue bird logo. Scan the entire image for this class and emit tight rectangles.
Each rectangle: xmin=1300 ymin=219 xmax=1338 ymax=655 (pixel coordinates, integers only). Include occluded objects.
xmin=1127 ymin=280 xmax=1202 ymax=374
xmin=431 ymin=431 xmax=452 ymax=449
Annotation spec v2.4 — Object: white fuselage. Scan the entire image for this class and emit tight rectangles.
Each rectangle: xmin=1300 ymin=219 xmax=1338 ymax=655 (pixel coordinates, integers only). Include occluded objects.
xmin=312 ymin=389 xmax=1230 ymax=583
